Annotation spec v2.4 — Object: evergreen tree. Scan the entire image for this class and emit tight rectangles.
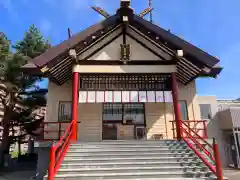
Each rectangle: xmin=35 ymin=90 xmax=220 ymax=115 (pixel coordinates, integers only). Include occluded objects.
xmin=14 ymin=25 xmax=50 ymax=58
xmin=0 ymin=25 xmax=50 ymax=166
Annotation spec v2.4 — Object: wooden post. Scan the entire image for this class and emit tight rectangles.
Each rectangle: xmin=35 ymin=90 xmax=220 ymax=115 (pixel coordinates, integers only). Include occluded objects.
xmin=71 ymin=71 xmax=79 ymax=141
xmin=171 ymin=72 xmax=182 ymax=140
xmin=213 ymin=138 xmax=223 ymax=180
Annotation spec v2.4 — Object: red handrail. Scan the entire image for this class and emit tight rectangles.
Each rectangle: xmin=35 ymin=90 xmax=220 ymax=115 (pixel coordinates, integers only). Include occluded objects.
xmin=179 ymin=120 xmax=223 ymax=180
xmin=41 ymin=121 xmax=81 ymax=141
xmin=180 ymin=122 xmax=214 ymax=161
xmin=48 ymin=121 xmax=74 ymax=180
xmin=170 ymin=120 xmax=208 ymax=139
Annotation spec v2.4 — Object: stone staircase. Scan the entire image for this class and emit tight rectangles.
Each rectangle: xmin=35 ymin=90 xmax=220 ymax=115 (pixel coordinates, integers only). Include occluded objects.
xmin=49 ymin=140 xmax=219 ymax=180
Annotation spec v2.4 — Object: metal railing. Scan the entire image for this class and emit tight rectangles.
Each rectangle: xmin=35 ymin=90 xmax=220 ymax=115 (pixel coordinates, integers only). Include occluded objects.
xmin=43 ymin=121 xmax=72 ymax=141
xmin=179 ymin=120 xmax=223 ymax=180
xmin=48 ymin=121 xmax=74 ymax=180
xmin=171 ymin=120 xmax=208 ymax=139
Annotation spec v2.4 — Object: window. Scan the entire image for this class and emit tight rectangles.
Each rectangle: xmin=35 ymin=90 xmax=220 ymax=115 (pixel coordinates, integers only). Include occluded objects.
xmin=103 ymin=104 xmax=122 ymax=121
xmin=179 ymin=101 xmax=188 ymax=120
xmin=58 ymin=101 xmax=72 ymax=122
xmin=123 ymin=104 xmax=145 ymax=125
xmin=103 ymin=103 xmax=145 ymax=125
xmin=199 ymin=104 xmax=212 ymax=119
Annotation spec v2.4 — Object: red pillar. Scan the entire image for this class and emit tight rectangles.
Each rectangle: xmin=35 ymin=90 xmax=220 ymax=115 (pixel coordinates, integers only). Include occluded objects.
xmin=171 ymin=72 xmax=182 ymax=140
xmin=71 ymin=71 xmax=79 ymax=141
xmin=213 ymin=138 xmax=223 ymax=180
xmin=48 ymin=146 xmax=56 ymax=180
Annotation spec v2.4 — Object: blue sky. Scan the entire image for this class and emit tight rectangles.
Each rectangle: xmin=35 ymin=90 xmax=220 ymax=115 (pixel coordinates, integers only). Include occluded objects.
xmin=0 ymin=0 xmax=239 ymax=99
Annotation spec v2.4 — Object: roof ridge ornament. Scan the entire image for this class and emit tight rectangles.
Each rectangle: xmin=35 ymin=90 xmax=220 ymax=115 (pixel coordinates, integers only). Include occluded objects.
xmin=91 ymin=0 xmax=153 ymax=22
xmin=67 ymin=28 xmax=77 ymax=62
xmin=120 ymin=0 xmax=131 ymax=8
xmin=149 ymin=0 xmax=153 ymax=23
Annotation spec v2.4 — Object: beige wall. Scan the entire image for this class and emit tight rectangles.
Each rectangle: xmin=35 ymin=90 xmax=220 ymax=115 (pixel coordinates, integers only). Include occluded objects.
xmin=78 ymin=104 xmax=102 ymax=142
xmin=73 ymin=65 xmax=176 ymax=73
xmin=117 ymin=124 xmax=134 ymax=140
xmin=44 ymin=79 xmax=201 ymax=141
xmin=145 ymin=81 xmax=200 ymax=140
xmin=44 ymin=80 xmax=72 ymax=140
xmin=44 ymin=80 xmax=102 ymax=141
xmin=196 ymin=95 xmax=218 ymax=118
xmin=179 ymin=81 xmax=200 ymax=120
xmin=87 ymin=35 xmax=161 ymax=60
xmin=145 ymin=102 xmax=171 ymax=139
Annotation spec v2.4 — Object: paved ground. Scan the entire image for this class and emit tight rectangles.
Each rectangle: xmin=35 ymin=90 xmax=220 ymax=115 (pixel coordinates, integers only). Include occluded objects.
xmin=0 ymin=171 xmax=35 ymax=180
xmin=0 ymin=169 xmax=239 ymax=180
xmin=224 ymin=169 xmax=240 ymax=180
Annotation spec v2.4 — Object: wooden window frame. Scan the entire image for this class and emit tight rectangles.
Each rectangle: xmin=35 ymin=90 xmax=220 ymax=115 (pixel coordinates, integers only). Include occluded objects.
xmin=179 ymin=100 xmax=189 ymax=120
xmin=199 ymin=103 xmax=212 ymax=120
xmin=102 ymin=103 xmax=146 ymax=126
xmin=58 ymin=101 xmax=72 ymax=122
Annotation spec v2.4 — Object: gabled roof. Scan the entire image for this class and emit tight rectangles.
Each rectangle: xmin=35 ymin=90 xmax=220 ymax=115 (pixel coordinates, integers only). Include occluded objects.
xmin=132 ymin=15 xmax=219 ymax=68
xmin=22 ymin=6 xmax=222 ymax=85
xmin=33 ymin=15 xmax=119 ymax=68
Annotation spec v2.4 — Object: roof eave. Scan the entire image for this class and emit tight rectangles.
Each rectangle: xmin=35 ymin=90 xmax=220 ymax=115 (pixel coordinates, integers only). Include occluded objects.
xmin=32 ymin=15 xmax=119 ymax=68
xmin=132 ymin=15 xmax=220 ymax=68
xmin=199 ymin=66 xmax=223 ymax=78
xmin=21 ymin=63 xmax=45 ymax=77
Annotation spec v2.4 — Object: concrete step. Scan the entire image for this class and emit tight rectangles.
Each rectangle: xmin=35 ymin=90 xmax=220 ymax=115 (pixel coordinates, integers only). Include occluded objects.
xmin=57 ymin=166 xmax=211 ymax=175
xmin=67 ymin=148 xmax=191 ymax=154
xmin=60 ymin=161 xmax=207 ymax=169
xmin=71 ymin=140 xmax=184 ymax=145
xmin=68 ymin=145 xmax=188 ymax=150
xmin=47 ymin=177 xmax=211 ymax=180
xmin=53 ymin=171 xmax=216 ymax=180
xmin=70 ymin=141 xmax=186 ymax=147
xmin=64 ymin=152 xmax=196 ymax=159
xmin=62 ymin=156 xmax=200 ymax=164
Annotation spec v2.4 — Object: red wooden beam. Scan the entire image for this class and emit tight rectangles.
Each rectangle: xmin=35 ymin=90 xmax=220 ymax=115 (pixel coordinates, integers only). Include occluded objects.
xmin=171 ymin=72 xmax=182 ymax=140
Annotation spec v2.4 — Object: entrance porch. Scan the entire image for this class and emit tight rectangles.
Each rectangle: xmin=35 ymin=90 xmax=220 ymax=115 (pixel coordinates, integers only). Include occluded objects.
xmin=42 ymin=72 xmax=207 ymax=142
xmin=78 ymin=102 xmax=173 ymax=141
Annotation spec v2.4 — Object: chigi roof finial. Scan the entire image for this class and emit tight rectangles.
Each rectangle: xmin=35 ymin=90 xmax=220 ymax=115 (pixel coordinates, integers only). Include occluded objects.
xmin=120 ymin=0 xmax=131 ymax=7
xmin=67 ymin=28 xmax=77 ymax=61
xmin=149 ymin=0 xmax=153 ymax=23
xmin=91 ymin=0 xmax=154 ymax=23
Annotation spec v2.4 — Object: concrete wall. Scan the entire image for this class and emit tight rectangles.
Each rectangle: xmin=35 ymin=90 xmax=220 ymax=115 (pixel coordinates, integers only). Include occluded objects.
xmin=196 ymin=95 xmax=218 ymax=118
xmin=208 ymin=113 xmax=229 ymax=167
xmin=196 ymin=95 xmax=236 ymax=168
xmin=218 ymin=109 xmax=233 ymax=129
xmin=196 ymin=95 xmax=219 ymax=138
